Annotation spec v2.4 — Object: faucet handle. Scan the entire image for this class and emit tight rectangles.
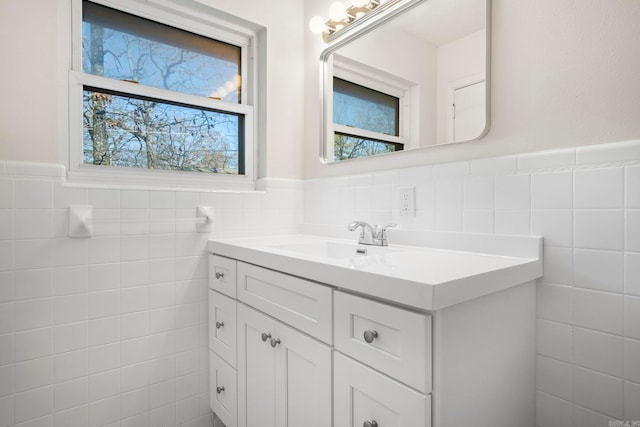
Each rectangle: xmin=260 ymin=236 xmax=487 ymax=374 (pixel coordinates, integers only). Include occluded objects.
xmin=376 ymin=223 xmax=397 ymax=246
xmin=380 ymin=223 xmax=397 ymax=235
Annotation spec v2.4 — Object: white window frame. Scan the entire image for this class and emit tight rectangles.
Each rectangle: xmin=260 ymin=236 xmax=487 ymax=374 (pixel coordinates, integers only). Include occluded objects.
xmin=328 ymin=54 xmax=417 ymax=161
xmin=59 ymin=0 xmax=259 ymax=190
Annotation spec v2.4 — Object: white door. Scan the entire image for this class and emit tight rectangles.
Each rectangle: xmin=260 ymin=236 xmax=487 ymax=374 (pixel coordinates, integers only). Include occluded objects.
xmin=237 ymin=304 xmax=276 ymax=427
xmin=453 ymin=80 xmax=486 ymax=143
xmin=274 ymin=322 xmax=332 ymax=427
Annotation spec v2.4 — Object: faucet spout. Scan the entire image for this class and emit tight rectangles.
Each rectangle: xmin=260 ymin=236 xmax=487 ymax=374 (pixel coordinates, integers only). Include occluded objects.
xmin=348 ymin=221 xmax=376 ymax=235
xmin=348 ymin=221 xmax=377 ymax=245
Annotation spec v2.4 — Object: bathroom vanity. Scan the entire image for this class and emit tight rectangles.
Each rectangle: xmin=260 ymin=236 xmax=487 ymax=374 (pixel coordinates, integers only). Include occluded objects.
xmin=207 ymin=232 xmax=542 ymax=427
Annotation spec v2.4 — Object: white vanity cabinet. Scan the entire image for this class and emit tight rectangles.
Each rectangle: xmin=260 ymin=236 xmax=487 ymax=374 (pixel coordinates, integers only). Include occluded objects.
xmin=209 ymin=235 xmax=538 ymax=427
xmin=208 ymin=255 xmax=332 ymax=427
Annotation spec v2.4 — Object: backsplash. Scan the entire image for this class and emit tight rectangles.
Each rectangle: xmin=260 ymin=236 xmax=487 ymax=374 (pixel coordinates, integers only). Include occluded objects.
xmin=303 ymin=140 xmax=640 ymax=426
xmin=0 ymin=163 xmax=302 ymax=427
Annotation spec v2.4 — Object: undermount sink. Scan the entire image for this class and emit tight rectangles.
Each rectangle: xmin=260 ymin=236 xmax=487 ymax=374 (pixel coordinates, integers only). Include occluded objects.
xmin=272 ymin=241 xmax=402 ymax=259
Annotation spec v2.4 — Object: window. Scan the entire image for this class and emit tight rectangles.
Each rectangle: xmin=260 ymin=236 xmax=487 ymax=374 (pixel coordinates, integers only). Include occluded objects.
xmin=332 ymin=77 xmax=402 ymax=161
xmin=67 ymin=0 xmax=256 ymax=187
xmin=330 ymin=56 xmax=412 ymax=162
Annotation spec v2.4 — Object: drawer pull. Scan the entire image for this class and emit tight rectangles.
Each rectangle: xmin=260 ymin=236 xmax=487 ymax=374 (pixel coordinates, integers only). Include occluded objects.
xmin=363 ymin=421 xmax=378 ymax=427
xmin=215 ymin=321 xmax=224 ymax=329
xmin=363 ymin=330 xmax=379 ymax=343
xmin=215 ymin=272 xmax=225 ymax=280
xmin=270 ymin=338 xmax=281 ymax=348
xmin=261 ymin=332 xmax=271 ymax=342
xmin=216 ymin=386 xmax=225 ymax=394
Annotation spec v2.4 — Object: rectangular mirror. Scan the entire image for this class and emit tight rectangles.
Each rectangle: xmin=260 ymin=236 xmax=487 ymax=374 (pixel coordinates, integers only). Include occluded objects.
xmin=320 ymin=0 xmax=491 ymax=163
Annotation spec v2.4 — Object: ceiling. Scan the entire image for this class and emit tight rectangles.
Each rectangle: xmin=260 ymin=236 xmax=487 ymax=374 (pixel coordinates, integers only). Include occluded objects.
xmin=386 ymin=0 xmax=486 ymax=46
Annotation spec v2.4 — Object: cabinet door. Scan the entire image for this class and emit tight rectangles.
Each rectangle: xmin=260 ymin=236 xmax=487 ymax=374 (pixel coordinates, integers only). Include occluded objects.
xmin=274 ymin=322 xmax=332 ymax=427
xmin=209 ymin=290 xmax=237 ymax=367
xmin=210 ymin=350 xmax=238 ymax=427
xmin=237 ymin=304 xmax=276 ymax=427
xmin=334 ymin=352 xmax=431 ymax=427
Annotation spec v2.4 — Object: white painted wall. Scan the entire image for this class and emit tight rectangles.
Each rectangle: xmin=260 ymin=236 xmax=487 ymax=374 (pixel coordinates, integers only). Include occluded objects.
xmin=0 ymin=0 xmax=60 ymax=163
xmin=303 ymin=0 xmax=640 ymax=178
xmin=0 ymin=0 xmax=305 ymax=180
xmin=195 ymin=0 xmax=305 ymax=179
xmin=436 ymin=29 xmax=486 ymax=145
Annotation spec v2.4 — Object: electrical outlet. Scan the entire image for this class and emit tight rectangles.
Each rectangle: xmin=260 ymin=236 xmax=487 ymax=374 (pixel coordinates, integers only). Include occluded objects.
xmin=398 ymin=186 xmax=415 ymax=216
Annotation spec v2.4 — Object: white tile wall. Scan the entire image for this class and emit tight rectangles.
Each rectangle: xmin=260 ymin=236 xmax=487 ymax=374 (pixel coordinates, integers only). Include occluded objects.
xmin=573 ymin=366 xmax=623 ymax=419
xmin=537 ymin=355 xmax=573 ymax=401
xmin=2 ymin=139 xmax=639 ymax=427
xmin=0 ymin=164 xmax=302 ymax=427
xmin=572 ymin=327 xmax=623 ymax=377
xmin=537 ymin=319 xmax=572 ymax=363
xmin=303 ymin=139 xmax=640 ymax=427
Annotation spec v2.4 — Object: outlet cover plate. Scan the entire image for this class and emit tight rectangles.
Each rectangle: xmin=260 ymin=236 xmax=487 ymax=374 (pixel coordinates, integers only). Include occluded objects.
xmin=398 ymin=186 xmax=415 ymax=216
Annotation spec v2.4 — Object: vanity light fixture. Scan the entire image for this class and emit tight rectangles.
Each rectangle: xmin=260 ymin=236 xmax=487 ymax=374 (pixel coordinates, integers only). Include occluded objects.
xmin=309 ymin=0 xmax=399 ymax=42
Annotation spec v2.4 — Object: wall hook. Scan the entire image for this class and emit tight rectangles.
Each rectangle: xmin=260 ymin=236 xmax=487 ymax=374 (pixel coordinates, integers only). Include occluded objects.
xmin=68 ymin=205 xmax=93 ymax=238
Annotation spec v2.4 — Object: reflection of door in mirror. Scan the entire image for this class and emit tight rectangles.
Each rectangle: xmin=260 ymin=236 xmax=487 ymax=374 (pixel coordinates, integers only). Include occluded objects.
xmin=448 ymin=78 xmax=486 ymax=143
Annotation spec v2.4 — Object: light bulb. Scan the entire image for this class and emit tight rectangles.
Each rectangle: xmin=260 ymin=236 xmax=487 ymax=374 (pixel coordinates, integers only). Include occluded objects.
xmin=329 ymin=2 xmax=347 ymax=21
xmin=351 ymin=0 xmax=369 ymax=7
xmin=309 ymin=16 xmax=326 ymax=34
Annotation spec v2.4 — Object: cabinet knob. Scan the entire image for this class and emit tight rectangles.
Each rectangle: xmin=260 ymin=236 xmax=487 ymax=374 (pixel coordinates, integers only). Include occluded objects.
xmin=215 ymin=321 xmax=224 ymax=329
xmin=363 ymin=330 xmax=379 ymax=343
xmin=363 ymin=421 xmax=378 ymax=427
xmin=215 ymin=272 xmax=224 ymax=280
xmin=216 ymin=386 xmax=225 ymax=394
xmin=270 ymin=338 xmax=281 ymax=348
xmin=261 ymin=332 xmax=271 ymax=342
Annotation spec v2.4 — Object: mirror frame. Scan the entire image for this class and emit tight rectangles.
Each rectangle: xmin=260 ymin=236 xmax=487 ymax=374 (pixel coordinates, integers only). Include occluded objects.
xmin=319 ymin=0 xmax=492 ymax=164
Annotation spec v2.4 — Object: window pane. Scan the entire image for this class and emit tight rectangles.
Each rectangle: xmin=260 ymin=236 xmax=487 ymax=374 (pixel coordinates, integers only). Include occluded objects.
xmin=83 ymin=88 xmax=243 ymax=174
xmin=333 ymin=78 xmax=399 ymax=136
xmin=82 ymin=0 xmax=241 ymax=102
xmin=334 ymin=133 xmax=403 ymax=161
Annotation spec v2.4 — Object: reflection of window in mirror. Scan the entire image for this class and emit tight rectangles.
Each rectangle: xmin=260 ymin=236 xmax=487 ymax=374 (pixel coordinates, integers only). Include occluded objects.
xmin=321 ymin=0 xmax=489 ymax=163
xmin=329 ymin=55 xmax=417 ymax=161
xmin=333 ymin=78 xmax=400 ymax=161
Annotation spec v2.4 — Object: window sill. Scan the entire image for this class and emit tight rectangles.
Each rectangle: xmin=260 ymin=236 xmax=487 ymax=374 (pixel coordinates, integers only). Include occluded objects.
xmin=67 ymin=164 xmax=256 ymax=192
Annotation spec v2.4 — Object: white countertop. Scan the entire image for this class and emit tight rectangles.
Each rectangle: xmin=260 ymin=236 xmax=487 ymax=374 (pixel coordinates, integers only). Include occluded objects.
xmin=208 ymin=232 xmax=543 ymax=311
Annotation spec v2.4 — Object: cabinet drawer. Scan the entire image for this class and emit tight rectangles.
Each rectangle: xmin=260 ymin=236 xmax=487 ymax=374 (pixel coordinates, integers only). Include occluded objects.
xmin=210 ymin=350 xmax=237 ymax=427
xmin=209 ymin=254 xmax=237 ymax=298
xmin=334 ymin=352 xmax=431 ymax=427
xmin=209 ymin=290 xmax=237 ymax=367
xmin=237 ymin=262 xmax=332 ymax=344
xmin=334 ymin=291 xmax=432 ymax=393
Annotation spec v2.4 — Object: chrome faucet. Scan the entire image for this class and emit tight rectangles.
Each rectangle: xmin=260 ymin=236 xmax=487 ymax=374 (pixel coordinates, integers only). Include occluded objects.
xmin=348 ymin=221 xmax=397 ymax=246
